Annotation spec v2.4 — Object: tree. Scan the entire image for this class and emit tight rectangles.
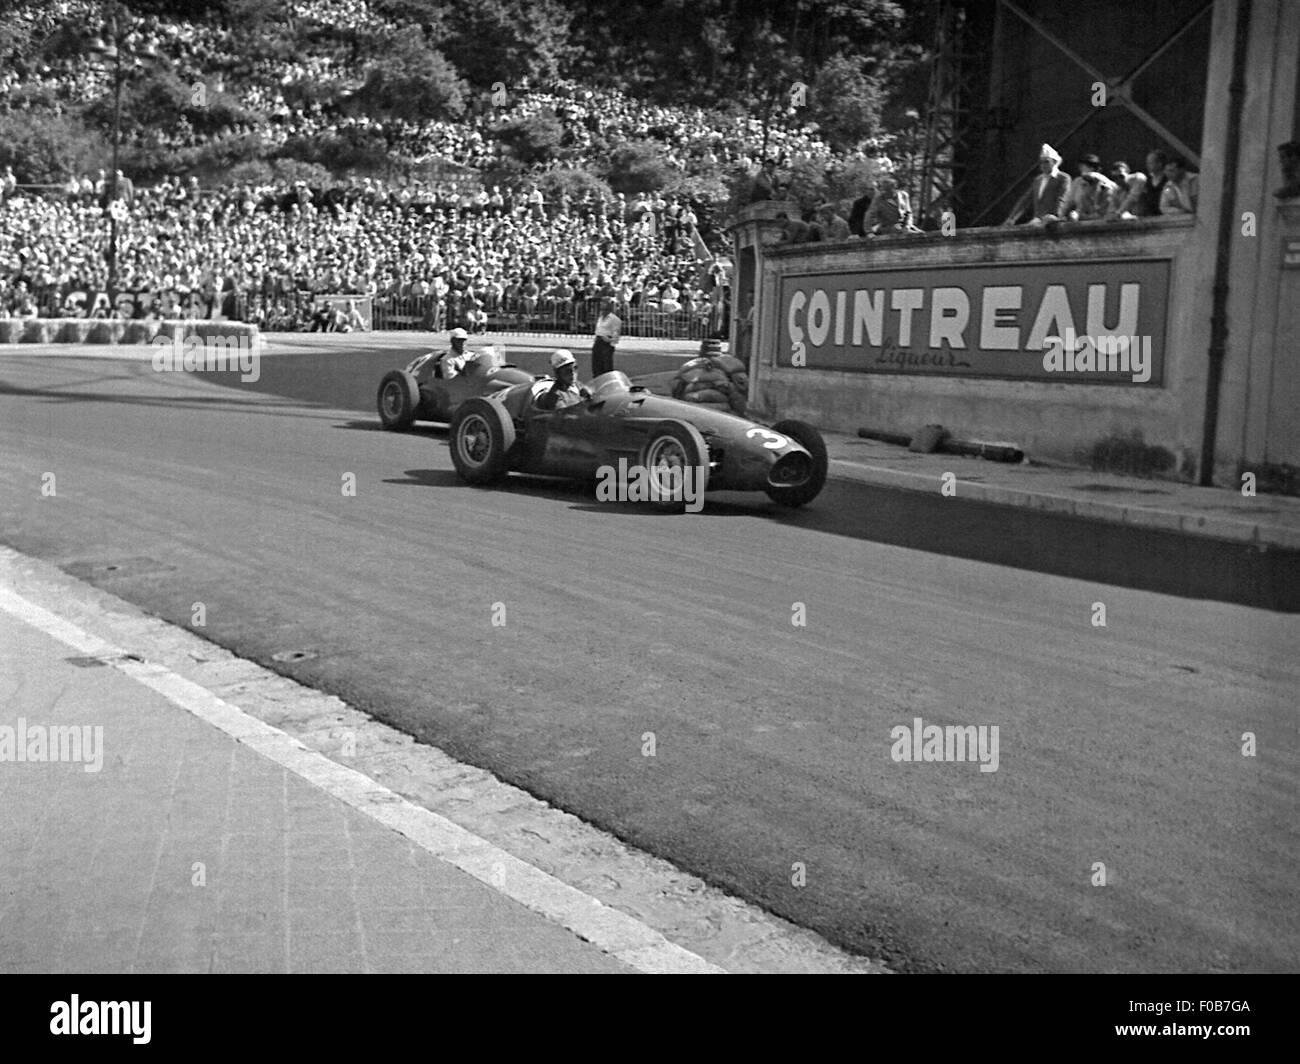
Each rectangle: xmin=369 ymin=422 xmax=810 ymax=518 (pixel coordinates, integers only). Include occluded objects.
xmin=536 ymin=167 xmax=612 ymax=206
xmin=493 ymin=109 xmax=564 ymax=167
xmin=442 ymin=0 xmax=573 ymax=89
xmin=0 ymin=109 xmax=109 ymax=184
xmin=353 ymin=26 xmax=467 ymax=122
xmin=810 ymin=55 xmax=885 ymax=152
xmin=603 ymin=140 xmax=676 ymax=195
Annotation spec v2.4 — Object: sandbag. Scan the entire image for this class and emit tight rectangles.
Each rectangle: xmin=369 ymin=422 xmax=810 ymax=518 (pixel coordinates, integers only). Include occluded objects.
xmin=684 ymin=388 xmax=729 ymax=404
xmin=684 ymin=377 xmax=731 ymax=395
xmin=710 ymin=354 xmax=746 ymax=375
xmin=678 ymin=357 xmax=711 ymax=374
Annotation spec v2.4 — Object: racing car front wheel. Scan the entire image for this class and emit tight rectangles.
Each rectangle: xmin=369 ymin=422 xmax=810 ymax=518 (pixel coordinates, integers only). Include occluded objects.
xmin=377 ymin=370 xmax=421 ymax=430
xmin=639 ymin=420 xmax=710 ymax=511
xmin=766 ymin=420 xmax=828 ymax=508
xmin=450 ymin=398 xmax=516 ymax=485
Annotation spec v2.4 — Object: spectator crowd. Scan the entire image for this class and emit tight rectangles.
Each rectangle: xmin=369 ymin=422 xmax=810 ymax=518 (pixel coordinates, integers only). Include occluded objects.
xmin=0 ymin=1 xmax=1200 ymax=328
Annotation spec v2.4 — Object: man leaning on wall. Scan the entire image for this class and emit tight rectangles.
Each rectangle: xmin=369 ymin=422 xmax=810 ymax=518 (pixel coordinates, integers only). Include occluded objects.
xmin=1003 ymin=144 xmax=1071 ymax=226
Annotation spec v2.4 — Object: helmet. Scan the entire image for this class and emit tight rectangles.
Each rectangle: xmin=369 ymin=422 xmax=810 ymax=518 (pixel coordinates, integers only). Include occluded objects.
xmin=449 ymin=327 xmax=469 ymax=340
xmin=550 ymin=349 xmax=576 ymax=369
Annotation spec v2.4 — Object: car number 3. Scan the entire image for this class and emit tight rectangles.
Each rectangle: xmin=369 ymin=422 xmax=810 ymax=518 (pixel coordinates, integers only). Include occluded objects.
xmin=746 ymin=427 xmax=789 ymax=450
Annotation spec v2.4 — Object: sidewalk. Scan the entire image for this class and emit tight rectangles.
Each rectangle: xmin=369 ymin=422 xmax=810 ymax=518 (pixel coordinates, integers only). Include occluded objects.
xmin=822 ymin=432 xmax=1300 ymax=552
xmin=0 ymin=606 xmax=638 ymax=974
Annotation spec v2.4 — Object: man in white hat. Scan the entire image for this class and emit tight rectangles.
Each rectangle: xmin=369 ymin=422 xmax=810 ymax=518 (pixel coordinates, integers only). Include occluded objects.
xmin=532 ymin=349 xmax=589 ymax=410
xmin=1003 ymin=144 xmax=1071 ymax=226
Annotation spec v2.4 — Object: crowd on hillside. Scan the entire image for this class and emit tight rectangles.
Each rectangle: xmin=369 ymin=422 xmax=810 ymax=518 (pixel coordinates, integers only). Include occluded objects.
xmin=1 ymin=0 xmax=836 ymax=174
xmin=0 ymin=1 xmax=1199 ymax=330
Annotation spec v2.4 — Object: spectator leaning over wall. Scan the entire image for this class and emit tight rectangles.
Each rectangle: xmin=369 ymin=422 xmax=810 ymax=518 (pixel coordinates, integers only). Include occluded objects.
xmin=862 ymin=174 xmax=920 ymax=234
xmin=1136 ymin=150 xmax=1169 ymax=216
xmin=1159 ymin=156 xmax=1199 ymax=215
xmin=1065 ymin=154 xmax=1117 ymax=221
xmin=1003 ymin=144 xmax=1071 ymax=226
xmin=1107 ymin=161 xmax=1148 ymax=219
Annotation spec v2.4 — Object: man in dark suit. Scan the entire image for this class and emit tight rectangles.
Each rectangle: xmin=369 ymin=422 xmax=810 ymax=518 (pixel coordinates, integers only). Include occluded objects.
xmin=1003 ymin=144 xmax=1071 ymax=226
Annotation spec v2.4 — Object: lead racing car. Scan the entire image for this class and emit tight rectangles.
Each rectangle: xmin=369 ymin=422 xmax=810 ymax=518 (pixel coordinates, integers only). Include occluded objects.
xmin=377 ymin=345 xmax=533 ymax=429
xmin=447 ymin=370 xmax=828 ymax=509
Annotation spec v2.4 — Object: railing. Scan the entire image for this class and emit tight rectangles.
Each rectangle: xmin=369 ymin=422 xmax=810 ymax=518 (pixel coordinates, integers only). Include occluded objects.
xmin=16 ymin=285 xmax=727 ymax=341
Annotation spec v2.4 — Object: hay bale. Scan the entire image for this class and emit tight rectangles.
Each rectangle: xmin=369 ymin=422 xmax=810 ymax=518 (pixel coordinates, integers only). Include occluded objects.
xmin=22 ymin=319 xmax=57 ymax=342
xmin=683 ymin=388 xmax=729 ymax=404
xmin=59 ymin=320 xmax=92 ymax=343
xmin=123 ymin=319 xmax=161 ymax=344
xmin=87 ymin=320 xmax=125 ymax=344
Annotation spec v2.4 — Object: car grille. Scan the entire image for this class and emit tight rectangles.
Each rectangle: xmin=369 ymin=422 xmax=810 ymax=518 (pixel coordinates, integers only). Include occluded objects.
xmin=769 ymin=451 xmax=812 ymax=486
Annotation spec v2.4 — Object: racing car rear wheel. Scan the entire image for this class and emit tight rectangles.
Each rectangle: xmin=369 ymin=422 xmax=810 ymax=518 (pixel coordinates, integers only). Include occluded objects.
xmin=450 ymin=398 xmax=516 ymax=485
xmin=639 ymin=420 xmax=710 ymax=511
xmin=765 ymin=420 xmax=828 ymax=508
xmin=378 ymin=370 xmax=421 ymax=430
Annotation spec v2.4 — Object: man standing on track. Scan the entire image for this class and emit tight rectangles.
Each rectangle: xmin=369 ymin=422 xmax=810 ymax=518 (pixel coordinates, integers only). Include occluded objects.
xmin=591 ymin=299 xmax=621 ymax=378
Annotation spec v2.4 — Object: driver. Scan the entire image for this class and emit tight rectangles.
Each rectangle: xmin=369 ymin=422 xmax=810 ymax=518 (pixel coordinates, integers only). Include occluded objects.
xmin=439 ymin=327 xmax=472 ymax=378
xmin=532 ymin=349 xmax=590 ymax=410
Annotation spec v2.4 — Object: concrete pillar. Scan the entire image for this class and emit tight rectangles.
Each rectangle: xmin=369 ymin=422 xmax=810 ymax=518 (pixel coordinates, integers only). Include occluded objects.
xmin=726 ymin=203 xmax=799 ymax=413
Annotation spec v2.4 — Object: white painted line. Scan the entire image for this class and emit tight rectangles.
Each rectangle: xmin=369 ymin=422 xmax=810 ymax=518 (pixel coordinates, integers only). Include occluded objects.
xmin=0 ymin=584 xmax=725 ymax=975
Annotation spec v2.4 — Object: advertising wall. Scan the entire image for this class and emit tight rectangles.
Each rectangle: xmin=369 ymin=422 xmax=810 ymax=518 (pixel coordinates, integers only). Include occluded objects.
xmin=779 ymin=259 xmax=1170 ymax=385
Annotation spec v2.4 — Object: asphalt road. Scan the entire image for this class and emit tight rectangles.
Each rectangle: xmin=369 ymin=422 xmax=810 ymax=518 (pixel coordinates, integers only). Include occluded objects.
xmin=1 ymin=336 xmax=1296 ymax=973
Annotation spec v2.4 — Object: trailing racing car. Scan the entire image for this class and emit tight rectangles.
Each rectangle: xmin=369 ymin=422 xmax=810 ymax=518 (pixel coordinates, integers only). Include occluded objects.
xmin=377 ymin=345 xmax=533 ymax=429
xmin=447 ymin=370 xmax=828 ymax=509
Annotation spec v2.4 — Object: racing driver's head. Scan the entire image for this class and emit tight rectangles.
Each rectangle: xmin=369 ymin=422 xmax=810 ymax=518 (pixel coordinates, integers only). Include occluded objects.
xmin=449 ymin=327 xmax=468 ymax=353
xmin=550 ymin=348 xmax=577 ymax=386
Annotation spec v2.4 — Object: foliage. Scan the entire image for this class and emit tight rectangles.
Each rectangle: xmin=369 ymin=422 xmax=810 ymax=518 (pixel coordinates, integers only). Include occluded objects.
xmin=353 ymin=26 xmax=467 ymax=122
xmin=492 ymin=109 xmax=564 ymax=167
xmin=808 ymin=56 xmax=885 ymax=152
xmin=441 ymin=0 xmax=574 ymax=89
xmin=602 ymin=140 xmax=676 ymax=195
xmin=535 ymin=166 xmax=612 ymax=205
xmin=0 ymin=108 xmax=109 ymax=184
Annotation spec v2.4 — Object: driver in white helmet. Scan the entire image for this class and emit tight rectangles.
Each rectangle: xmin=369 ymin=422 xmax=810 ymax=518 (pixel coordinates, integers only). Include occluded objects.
xmin=438 ymin=327 xmax=472 ymax=378
xmin=532 ymin=349 xmax=590 ymax=410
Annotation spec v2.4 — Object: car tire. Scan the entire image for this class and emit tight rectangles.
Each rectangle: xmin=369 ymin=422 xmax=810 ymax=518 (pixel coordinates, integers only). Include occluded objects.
xmin=765 ymin=419 xmax=828 ymax=508
xmin=378 ymin=370 xmax=420 ymax=429
xmin=449 ymin=397 xmax=516 ymax=485
xmin=637 ymin=420 xmax=710 ymax=511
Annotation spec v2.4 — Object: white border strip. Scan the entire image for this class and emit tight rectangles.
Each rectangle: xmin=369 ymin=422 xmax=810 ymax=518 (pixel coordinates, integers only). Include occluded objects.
xmin=0 ymin=585 xmax=725 ymax=975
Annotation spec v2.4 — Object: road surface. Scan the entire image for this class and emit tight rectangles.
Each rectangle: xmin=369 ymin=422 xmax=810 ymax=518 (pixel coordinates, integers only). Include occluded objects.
xmin=1 ymin=336 xmax=1295 ymax=972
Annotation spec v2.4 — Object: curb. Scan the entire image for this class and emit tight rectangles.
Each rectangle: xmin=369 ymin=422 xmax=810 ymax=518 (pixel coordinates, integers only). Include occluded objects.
xmin=826 ymin=458 xmax=1300 ymax=552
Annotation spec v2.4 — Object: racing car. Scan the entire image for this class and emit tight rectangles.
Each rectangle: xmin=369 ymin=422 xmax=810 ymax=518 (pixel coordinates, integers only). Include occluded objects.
xmin=377 ymin=345 xmax=533 ymax=429
xmin=447 ymin=370 xmax=828 ymax=509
